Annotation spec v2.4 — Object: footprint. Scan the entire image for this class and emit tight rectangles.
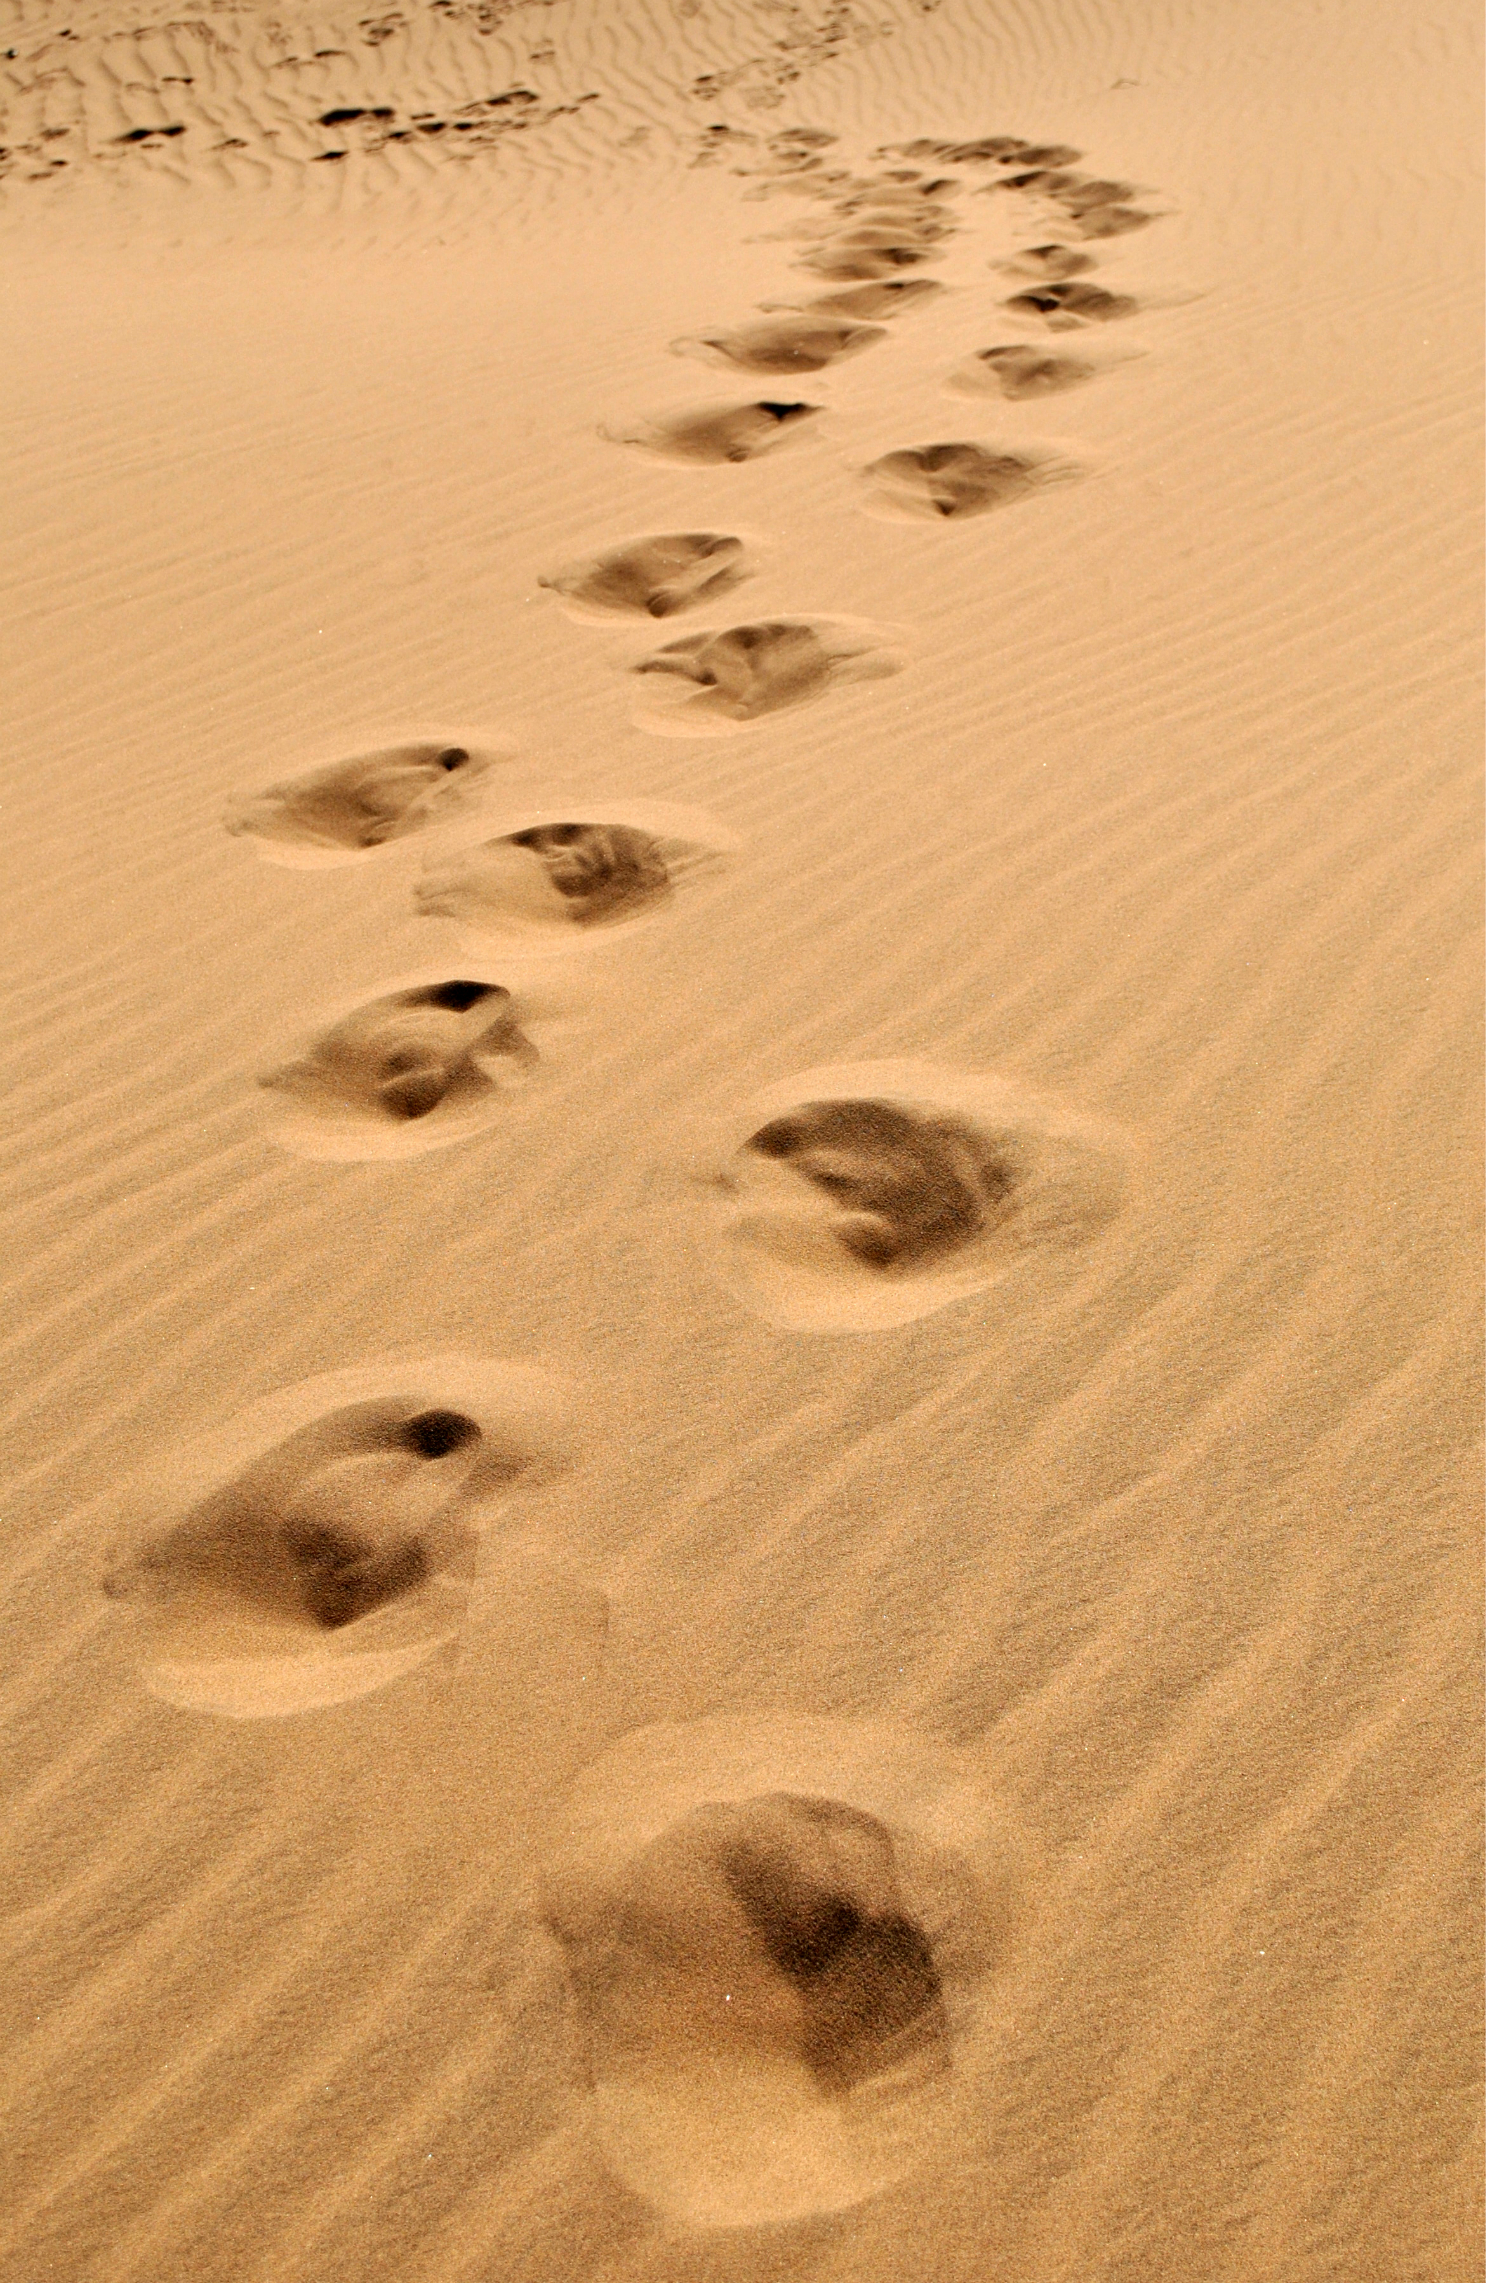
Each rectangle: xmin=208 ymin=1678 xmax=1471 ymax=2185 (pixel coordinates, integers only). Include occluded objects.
xmin=760 ymin=278 xmax=945 ymax=320
xmin=601 ymin=399 xmax=822 ymax=465
xmin=996 ymin=242 xmax=1096 ymax=281
xmin=257 ymin=970 xmax=564 ymax=1161
xmin=1068 ymin=202 xmax=1159 ymax=240
xmin=1001 ymin=279 xmax=1141 ymax=329
xmin=223 ymin=734 xmax=510 ymax=869
xmin=793 ymin=237 xmax=940 ymax=282
xmin=539 ymin=532 xmax=756 ymax=622
xmin=858 ymin=440 xmax=1079 ymax=524
xmin=538 ymin=1712 xmax=1026 ymax=2226
xmin=670 ymin=316 xmax=886 ymax=376
xmin=100 ymin=1354 xmax=578 ymax=1718
xmin=631 ymin=617 xmax=903 ymax=734
xmin=877 ymin=136 xmax=1081 ymax=167
xmin=988 ymin=170 xmax=1159 ymax=241
xmin=946 ymin=342 xmax=1139 ymax=401
xmin=702 ymin=1060 xmax=1132 ymax=1331
xmin=413 ymin=800 xmax=741 ymax=954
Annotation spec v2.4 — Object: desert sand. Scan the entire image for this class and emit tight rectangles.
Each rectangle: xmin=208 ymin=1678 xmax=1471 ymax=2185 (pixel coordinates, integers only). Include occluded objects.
xmin=1 ymin=0 xmax=1481 ymax=2277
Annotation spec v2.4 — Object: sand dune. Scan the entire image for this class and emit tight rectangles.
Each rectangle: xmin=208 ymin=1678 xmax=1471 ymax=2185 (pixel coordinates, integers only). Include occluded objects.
xmin=1 ymin=0 xmax=1480 ymax=2277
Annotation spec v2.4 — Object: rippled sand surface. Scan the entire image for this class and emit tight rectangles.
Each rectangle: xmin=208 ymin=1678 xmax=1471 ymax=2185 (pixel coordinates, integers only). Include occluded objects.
xmin=1 ymin=0 xmax=1480 ymax=2278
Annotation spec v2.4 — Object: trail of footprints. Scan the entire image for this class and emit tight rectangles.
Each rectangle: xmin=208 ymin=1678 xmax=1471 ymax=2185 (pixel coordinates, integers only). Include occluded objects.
xmin=100 ymin=123 xmax=1177 ymax=2227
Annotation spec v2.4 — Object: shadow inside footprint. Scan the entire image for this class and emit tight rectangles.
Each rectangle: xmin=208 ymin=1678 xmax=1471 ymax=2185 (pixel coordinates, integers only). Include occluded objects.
xmin=949 ymin=343 xmax=1102 ymax=399
xmin=539 ymin=1715 xmax=1020 ymax=2227
xmin=879 ymin=135 xmax=1081 ymax=166
xmin=634 ymin=619 xmax=900 ymax=728
xmin=739 ymin=1098 xmax=1014 ymax=1274
xmin=794 ymin=240 xmax=937 ymax=281
xmin=1003 ymin=279 xmax=1140 ymax=327
xmin=603 ymin=400 xmax=821 ymax=464
xmin=671 ymin=317 xmax=886 ymax=375
xmin=766 ymin=277 xmax=945 ymax=320
xmin=860 ymin=440 xmax=1065 ymax=522
xmin=418 ymin=823 xmax=674 ymax=936
xmin=710 ymin=1062 xmax=1132 ymax=1331
xmin=224 ymin=741 xmax=494 ymax=855
xmin=260 ymin=980 xmax=536 ymax=1127
xmin=99 ymin=1358 xmax=579 ymax=1716
xmin=539 ymin=533 xmax=752 ymax=620
xmin=998 ymin=242 xmax=1095 ymax=280
xmin=105 ymin=1398 xmax=491 ymax=1642
xmin=717 ymin=1796 xmax=950 ymax=2098
xmin=637 ymin=622 xmax=831 ymax=719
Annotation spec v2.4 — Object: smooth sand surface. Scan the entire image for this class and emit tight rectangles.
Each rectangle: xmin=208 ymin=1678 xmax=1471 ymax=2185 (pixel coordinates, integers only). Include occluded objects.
xmin=1 ymin=0 xmax=1481 ymax=2277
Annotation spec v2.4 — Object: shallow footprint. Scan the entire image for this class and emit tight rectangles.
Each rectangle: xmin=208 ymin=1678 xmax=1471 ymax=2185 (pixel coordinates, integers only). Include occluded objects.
xmin=539 ymin=533 xmax=756 ymax=622
xmin=946 ymin=341 xmax=1139 ymax=400
xmin=792 ymin=238 xmax=939 ymax=282
xmin=997 ymin=242 xmax=1096 ymax=281
xmin=413 ymin=800 xmax=740 ymax=954
xmin=1002 ymin=278 xmax=1140 ymax=328
xmin=100 ymin=1354 xmax=578 ymax=1718
xmin=602 ymin=399 xmax=822 ymax=465
xmin=539 ymin=1712 xmax=1027 ymax=2227
xmin=631 ymin=617 xmax=903 ymax=734
xmin=671 ymin=317 xmax=886 ymax=375
xmin=223 ymin=733 xmax=510 ymax=869
xmin=257 ymin=970 xmax=564 ymax=1161
xmin=858 ymin=440 xmax=1079 ymax=523
xmin=703 ymin=1059 xmax=1132 ymax=1330
xmin=760 ymin=277 xmax=946 ymax=320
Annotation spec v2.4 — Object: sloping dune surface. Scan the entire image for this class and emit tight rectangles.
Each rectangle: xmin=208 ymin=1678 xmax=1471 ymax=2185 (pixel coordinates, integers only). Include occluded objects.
xmin=0 ymin=0 xmax=1480 ymax=2279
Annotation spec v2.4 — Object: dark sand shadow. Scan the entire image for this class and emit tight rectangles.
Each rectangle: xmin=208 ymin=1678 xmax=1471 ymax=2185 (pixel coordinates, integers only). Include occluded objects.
xmin=100 ymin=1355 xmax=579 ymax=1717
xmin=538 ymin=1713 xmax=1026 ymax=2226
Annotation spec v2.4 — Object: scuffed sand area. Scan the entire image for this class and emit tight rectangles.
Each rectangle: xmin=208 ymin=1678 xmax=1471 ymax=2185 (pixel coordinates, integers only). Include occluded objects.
xmin=0 ymin=0 xmax=1480 ymax=2278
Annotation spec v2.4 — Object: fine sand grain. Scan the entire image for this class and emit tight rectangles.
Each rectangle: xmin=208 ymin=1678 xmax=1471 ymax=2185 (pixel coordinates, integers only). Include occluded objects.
xmin=1 ymin=0 xmax=1480 ymax=2278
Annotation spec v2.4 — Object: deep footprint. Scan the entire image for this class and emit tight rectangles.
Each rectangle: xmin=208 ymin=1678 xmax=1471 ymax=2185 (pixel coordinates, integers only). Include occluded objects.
xmin=414 ymin=802 xmax=740 ymax=950
xmin=715 ymin=1795 xmax=951 ymax=2097
xmin=761 ymin=277 xmax=946 ymax=320
xmin=997 ymin=242 xmax=1097 ymax=280
xmin=418 ymin=822 xmax=674 ymax=935
xmin=539 ymin=532 xmax=754 ymax=620
xmin=539 ymin=1713 xmax=1021 ymax=2226
xmin=859 ymin=440 xmax=1076 ymax=522
xmin=259 ymin=980 xmax=536 ymax=1127
xmin=224 ymin=740 xmax=499 ymax=856
xmin=947 ymin=343 xmax=1113 ymax=399
xmin=632 ymin=617 xmax=902 ymax=729
xmin=1001 ymin=278 xmax=1141 ymax=327
xmin=98 ymin=1357 xmax=578 ymax=1716
xmin=602 ymin=399 xmax=822 ymax=464
xmin=989 ymin=170 xmax=1158 ymax=240
xmin=737 ymin=1097 xmax=1016 ymax=1273
xmin=711 ymin=1060 xmax=1132 ymax=1331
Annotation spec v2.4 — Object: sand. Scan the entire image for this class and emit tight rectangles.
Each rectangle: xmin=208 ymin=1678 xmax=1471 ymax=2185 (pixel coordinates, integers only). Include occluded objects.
xmin=1 ymin=0 xmax=1481 ymax=2277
